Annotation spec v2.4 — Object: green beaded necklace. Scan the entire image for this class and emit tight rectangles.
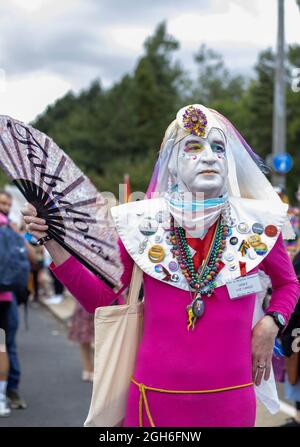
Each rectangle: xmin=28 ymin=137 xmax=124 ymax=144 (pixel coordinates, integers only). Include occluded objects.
xmin=170 ymin=215 xmax=229 ymax=330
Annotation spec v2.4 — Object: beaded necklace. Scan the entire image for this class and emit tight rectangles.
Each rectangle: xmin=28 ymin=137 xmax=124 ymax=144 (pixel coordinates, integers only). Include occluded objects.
xmin=170 ymin=215 xmax=229 ymax=330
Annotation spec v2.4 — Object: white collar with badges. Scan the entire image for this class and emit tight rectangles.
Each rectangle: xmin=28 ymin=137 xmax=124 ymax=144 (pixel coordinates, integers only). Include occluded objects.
xmin=111 ymin=196 xmax=287 ymax=415
xmin=110 ymin=196 xmax=288 ymax=295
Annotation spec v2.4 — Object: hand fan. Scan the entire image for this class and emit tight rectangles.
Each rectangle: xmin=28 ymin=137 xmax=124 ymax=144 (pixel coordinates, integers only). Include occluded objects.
xmin=0 ymin=115 xmax=123 ymax=289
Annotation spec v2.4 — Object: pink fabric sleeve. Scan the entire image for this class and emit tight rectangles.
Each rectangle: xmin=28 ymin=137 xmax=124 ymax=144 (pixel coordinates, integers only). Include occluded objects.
xmin=49 ymin=238 xmax=134 ymax=313
xmin=259 ymin=232 xmax=300 ymax=323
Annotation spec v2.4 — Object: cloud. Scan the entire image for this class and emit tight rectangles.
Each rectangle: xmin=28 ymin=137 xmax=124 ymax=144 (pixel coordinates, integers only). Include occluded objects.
xmin=0 ymin=0 xmax=299 ymax=122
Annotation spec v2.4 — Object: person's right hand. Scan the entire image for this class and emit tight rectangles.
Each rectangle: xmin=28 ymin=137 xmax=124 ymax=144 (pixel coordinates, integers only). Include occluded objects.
xmin=21 ymin=203 xmax=49 ymax=240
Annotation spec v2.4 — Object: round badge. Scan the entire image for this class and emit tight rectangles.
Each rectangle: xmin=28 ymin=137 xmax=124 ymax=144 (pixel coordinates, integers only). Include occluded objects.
xmin=237 ymin=222 xmax=250 ymax=234
xmin=139 ymin=217 xmax=158 ymax=236
xmin=171 ymin=273 xmax=180 ymax=282
xmin=227 ymin=227 xmax=233 ymax=237
xmin=154 ymin=264 xmax=164 ymax=273
xmin=192 ymin=298 xmax=205 ymax=318
xmin=264 ymin=224 xmax=278 ymax=238
xmin=248 ymin=234 xmax=261 ymax=247
xmin=248 ymin=250 xmax=257 ymax=260
xmin=148 ymin=245 xmax=165 ymax=263
xmin=168 ymin=261 xmax=179 ymax=272
xmin=155 ymin=210 xmax=169 ymax=223
xmin=229 ymin=263 xmax=238 ymax=271
xmin=252 ymin=222 xmax=264 ymax=235
xmin=224 ymin=252 xmax=235 ymax=262
xmin=154 ymin=235 xmax=163 ymax=243
xmin=165 ymin=234 xmax=173 ymax=245
xmin=254 ymin=243 xmax=268 ymax=256
xmin=230 ymin=236 xmax=238 ymax=246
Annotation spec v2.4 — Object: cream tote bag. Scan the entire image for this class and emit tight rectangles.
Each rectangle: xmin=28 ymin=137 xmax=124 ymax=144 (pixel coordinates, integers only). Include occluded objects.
xmin=84 ymin=263 xmax=144 ymax=427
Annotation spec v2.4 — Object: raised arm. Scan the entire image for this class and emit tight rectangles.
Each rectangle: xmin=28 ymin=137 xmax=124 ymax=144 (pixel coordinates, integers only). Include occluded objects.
xmin=21 ymin=203 xmax=135 ymax=313
xmin=49 ymin=238 xmax=134 ymax=312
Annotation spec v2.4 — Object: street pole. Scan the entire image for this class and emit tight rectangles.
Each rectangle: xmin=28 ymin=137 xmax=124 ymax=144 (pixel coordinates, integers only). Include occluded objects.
xmin=272 ymin=0 xmax=286 ymax=189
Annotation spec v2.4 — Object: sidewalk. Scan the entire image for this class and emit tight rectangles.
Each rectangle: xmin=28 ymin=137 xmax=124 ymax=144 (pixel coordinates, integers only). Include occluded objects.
xmin=40 ymin=291 xmax=76 ymax=326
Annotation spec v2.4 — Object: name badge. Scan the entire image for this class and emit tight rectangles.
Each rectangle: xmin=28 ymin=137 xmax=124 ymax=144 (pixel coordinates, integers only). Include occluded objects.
xmin=226 ymin=274 xmax=263 ymax=299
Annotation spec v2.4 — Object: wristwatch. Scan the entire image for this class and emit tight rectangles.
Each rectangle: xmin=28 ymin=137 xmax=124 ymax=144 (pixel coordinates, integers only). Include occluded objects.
xmin=265 ymin=311 xmax=286 ymax=335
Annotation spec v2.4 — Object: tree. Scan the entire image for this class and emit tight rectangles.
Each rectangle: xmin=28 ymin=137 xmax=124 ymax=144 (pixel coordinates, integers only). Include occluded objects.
xmin=133 ymin=22 xmax=184 ymax=154
xmin=191 ymin=44 xmax=245 ymax=122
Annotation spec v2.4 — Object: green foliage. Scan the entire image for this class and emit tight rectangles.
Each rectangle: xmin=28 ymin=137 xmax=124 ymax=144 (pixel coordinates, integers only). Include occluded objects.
xmin=16 ymin=23 xmax=295 ymax=203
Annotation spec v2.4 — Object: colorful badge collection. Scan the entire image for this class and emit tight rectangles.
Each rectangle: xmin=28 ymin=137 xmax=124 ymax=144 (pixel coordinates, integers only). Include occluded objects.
xmin=136 ymin=207 xmax=279 ymax=331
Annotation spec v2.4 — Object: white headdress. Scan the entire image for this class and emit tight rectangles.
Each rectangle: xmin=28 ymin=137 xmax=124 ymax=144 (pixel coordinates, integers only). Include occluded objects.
xmin=146 ymin=104 xmax=293 ymax=239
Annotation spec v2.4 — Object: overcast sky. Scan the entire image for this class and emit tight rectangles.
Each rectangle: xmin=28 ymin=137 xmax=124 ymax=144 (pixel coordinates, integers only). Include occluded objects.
xmin=0 ymin=0 xmax=299 ymax=122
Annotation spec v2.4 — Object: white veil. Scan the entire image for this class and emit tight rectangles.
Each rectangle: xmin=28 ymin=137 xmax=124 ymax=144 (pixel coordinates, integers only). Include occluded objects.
xmin=146 ymin=104 xmax=293 ymax=239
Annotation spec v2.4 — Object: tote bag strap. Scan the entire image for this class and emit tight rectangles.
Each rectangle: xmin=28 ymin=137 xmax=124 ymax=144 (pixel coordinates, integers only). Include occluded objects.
xmin=126 ymin=263 xmax=143 ymax=306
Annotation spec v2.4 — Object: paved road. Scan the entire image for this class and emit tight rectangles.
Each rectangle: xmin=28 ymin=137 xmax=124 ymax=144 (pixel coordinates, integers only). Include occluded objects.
xmin=0 ymin=304 xmax=92 ymax=427
xmin=0 ymin=302 xmax=296 ymax=427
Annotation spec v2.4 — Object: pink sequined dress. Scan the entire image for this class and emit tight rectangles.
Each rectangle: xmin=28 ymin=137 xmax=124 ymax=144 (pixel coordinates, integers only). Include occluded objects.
xmin=50 ymin=233 xmax=300 ymax=427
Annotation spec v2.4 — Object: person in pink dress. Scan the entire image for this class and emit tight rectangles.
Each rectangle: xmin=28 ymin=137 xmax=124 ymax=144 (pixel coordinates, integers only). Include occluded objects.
xmin=22 ymin=104 xmax=300 ymax=427
xmin=68 ymin=301 xmax=94 ymax=382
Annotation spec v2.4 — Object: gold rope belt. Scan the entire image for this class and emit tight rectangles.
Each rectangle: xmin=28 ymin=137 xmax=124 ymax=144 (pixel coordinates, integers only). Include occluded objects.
xmin=130 ymin=375 xmax=254 ymax=427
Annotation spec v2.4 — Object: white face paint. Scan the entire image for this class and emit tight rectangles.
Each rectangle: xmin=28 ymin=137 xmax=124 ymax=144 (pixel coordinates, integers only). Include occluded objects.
xmin=172 ymin=128 xmax=228 ymax=198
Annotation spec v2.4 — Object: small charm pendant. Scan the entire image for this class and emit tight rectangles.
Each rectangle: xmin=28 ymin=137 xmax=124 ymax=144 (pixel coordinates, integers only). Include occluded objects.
xmin=186 ymin=295 xmax=205 ymax=330
xmin=192 ymin=296 xmax=205 ymax=318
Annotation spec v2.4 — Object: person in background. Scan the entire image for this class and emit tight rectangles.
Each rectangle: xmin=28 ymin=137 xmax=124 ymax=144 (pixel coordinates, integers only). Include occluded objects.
xmin=0 ymin=190 xmax=35 ymax=413
xmin=68 ymin=302 xmax=94 ymax=382
xmin=280 ymin=220 xmax=300 ymax=426
xmin=0 ymin=191 xmax=14 ymax=416
xmin=44 ymin=250 xmax=65 ymax=305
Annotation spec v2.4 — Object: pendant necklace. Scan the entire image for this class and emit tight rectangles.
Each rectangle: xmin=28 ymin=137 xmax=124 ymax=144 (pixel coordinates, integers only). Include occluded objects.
xmin=170 ymin=215 xmax=229 ymax=330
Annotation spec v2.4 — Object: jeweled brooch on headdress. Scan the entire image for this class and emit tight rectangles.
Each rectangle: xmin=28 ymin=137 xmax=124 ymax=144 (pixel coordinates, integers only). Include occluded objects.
xmin=182 ymin=105 xmax=207 ymax=137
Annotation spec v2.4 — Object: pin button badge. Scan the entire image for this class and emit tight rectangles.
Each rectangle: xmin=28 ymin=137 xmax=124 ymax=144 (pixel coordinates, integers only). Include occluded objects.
xmin=171 ymin=273 xmax=180 ymax=282
xmin=248 ymin=234 xmax=261 ymax=247
xmin=237 ymin=222 xmax=250 ymax=234
xmin=148 ymin=245 xmax=165 ymax=263
xmin=165 ymin=234 xmax=173 ymax=245
xmin=155 ymin=264 xmax=164 ymax=273
xmin=224 ymin=252 xmax=235 ymax=262
xmin=139 ymin=217 xmax=158 ymax=236
xmin=192 ymin=297 xmax=205 ymax=318
xmin=254 ymin=243 xmax=268 ymax=255
xmin=248 ymin=250 xmax=257 ymax=260
xmin=230 ymin=236 xmax=238 ymax=245
xmin=169 ymin=261 xmax=179 ymax=271
xmin=229 ymin=263 xmax=238 ymax=271
xmin=252 ymin=222 xmax=264 ymax=235
xmin=264 ymin=224 xmax=278 ymax=238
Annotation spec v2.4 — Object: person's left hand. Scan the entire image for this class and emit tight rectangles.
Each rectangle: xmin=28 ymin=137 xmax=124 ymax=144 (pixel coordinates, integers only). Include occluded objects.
xmin=251 ymin=315 xmax=279 ymax=386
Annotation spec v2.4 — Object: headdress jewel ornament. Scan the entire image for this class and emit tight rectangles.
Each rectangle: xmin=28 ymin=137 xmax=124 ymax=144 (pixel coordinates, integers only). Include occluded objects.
xmin=182 ymin=105 xmax=207 ymax=137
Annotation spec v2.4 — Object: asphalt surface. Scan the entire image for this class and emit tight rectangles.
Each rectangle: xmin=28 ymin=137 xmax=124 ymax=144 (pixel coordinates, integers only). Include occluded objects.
xmin=0 ymin=302 xmax=296 ymax=427
xmin=0 ymin=304 xmax=92 ymax=427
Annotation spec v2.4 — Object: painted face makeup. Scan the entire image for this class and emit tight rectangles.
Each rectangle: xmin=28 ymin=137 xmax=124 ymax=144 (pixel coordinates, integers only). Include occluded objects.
xmin=183 ymin=140 xmax=205 ymax=154
xmin=175 ymin=127 xmax=228 ymax=197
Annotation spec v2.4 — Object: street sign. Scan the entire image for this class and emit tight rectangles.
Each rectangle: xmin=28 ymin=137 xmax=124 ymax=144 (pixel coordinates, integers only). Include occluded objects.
xmin=272 ymin=153 xmax=293 ymax=174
